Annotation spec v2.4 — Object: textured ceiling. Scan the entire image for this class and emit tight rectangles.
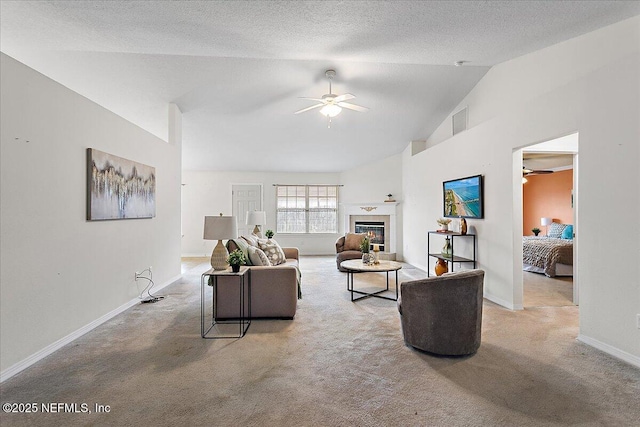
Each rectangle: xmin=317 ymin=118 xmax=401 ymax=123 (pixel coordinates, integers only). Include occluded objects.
xmin=1 ymin=1 xmax=638 ymax=172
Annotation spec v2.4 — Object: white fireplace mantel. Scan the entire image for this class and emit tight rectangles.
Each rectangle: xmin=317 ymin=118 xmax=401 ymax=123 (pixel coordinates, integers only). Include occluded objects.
xmin=342 ymin=203 xmax=399 ymax=254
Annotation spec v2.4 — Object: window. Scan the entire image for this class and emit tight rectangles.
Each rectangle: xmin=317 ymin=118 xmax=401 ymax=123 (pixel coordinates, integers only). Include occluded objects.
xmin=276 ymin=185 xmax=339 ymax=234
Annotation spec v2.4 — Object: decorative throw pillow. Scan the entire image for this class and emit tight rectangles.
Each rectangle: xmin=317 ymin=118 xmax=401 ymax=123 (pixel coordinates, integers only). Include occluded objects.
xmin=248 ymin=246 xmax=271 ymax=266
xmin=241 ymin=234 xmax=260 ymax=247
xmin=547 ymin=222 xmax=567 ymax=238
xmin=561 ymin=224 xmax=573 ymax=240
xmin=344 ymin=233 xmax=365 ymax=251
xmin=258 ymin=239 xmax=286 ymax=266
xmin=228 ymin=238 xmax=252 ymax=265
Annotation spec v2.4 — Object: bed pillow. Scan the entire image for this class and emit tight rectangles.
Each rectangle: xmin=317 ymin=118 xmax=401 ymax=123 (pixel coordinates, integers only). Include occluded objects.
xmin=247 ymin=246 xmax=271 ymax=266
xmin=344 ymin=233 xmax=365 ymax=251
xmin=561 ymin=224 xmax=573 ymax=240
xmin=547 ymin=222 xmax=567 ymax=238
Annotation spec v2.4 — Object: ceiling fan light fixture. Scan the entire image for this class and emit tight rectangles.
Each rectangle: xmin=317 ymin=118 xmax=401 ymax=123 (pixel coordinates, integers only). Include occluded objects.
xmin=320 ymin=104 xmax=342 ymax=117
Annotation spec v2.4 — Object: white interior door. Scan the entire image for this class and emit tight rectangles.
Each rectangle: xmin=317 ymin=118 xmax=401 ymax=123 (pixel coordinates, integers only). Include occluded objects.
xmin=232 ymin=184 xmax=262 ymax=237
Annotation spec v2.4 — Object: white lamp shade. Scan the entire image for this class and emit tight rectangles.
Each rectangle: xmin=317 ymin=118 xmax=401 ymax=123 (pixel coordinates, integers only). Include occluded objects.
xmin=541 ymin=217 xmax=553 ymax=226
xmin=246 ymin=210 xmax=266 ymax=226
xmin=203 ymin=215 xmax=237 ymax=240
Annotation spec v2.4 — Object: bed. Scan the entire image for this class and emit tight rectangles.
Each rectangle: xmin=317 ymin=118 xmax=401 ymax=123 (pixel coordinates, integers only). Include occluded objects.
xmin=522 ymin=236 xmax=573 ymax=277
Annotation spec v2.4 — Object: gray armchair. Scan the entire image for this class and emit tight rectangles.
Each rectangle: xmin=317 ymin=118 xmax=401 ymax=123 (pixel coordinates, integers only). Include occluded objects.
xmin=398 ymin=269 xmax=484 ymax=356
xmin=335 ymin=233 xmax=365 ymax=272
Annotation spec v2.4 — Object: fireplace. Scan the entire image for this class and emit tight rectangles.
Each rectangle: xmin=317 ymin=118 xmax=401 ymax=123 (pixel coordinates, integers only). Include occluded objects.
xmin=355 ymin=221 xmax=385 ymax=251
xmin=343 ymin=202 xmax=398 ymax=260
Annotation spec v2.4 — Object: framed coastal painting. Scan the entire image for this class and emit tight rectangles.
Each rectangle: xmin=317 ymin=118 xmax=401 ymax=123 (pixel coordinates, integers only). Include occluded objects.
xmin=87 ymin=148 xmax=156 ymax=220
xmin=443 ymin=174 xmax=483 ymax=219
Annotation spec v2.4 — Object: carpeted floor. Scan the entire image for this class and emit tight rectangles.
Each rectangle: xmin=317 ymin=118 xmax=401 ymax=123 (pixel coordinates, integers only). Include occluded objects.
xmin=1 ymin=256 xmax=638 ymax=426
xmin=523 ymin=271 xmax=574 ymax=308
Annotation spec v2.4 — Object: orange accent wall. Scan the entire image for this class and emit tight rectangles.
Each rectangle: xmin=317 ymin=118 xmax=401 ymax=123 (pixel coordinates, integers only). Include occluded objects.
xmin=523 ymin=169 xmax=573 ymax=236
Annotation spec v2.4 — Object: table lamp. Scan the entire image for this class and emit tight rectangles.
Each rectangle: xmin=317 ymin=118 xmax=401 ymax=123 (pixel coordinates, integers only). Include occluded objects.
xmin=541 ymin=217 xmax=552 ymax=236
xmin=246 ymin=210 xmax=266 ymax=237
xmin=204 ymin=214 xmax=237 ymax=270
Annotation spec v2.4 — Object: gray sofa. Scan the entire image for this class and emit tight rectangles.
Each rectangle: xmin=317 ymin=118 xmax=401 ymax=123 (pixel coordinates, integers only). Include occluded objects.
xmin=214 ymin=240 xmax=299 ymax=319
xmin=398 ymin=269 xmax=485 ymax=356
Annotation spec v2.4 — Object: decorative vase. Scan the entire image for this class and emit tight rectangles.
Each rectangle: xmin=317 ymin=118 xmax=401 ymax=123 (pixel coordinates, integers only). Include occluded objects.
xmin=441 ymin=223 xmax=448 ymax=231
xmin=362 ymin=253 xmax=372 ymax=264
xmin=231 ymin=264 xmax=240 ymax=273
xmin=435 ymin=259 xmax=448 ymax=276
xmin=442 ymin=236 xmax=452 ymax=257
xmin=460 ymin=218 xmax=467 ymax=235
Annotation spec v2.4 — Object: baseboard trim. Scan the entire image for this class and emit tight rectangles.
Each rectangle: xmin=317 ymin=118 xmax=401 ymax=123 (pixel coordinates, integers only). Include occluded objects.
xmin=1 ymin=274 xmax=182 ymax=383
xmin=483 ymin=292 xmax=521 ymax=310
xmin=577 ymin=334 xmax=640 ymax=369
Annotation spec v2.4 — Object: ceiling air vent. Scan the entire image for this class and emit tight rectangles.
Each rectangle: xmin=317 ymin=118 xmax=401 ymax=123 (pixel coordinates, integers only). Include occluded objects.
xmin=452 ymin=107 xmax=467 ymax=136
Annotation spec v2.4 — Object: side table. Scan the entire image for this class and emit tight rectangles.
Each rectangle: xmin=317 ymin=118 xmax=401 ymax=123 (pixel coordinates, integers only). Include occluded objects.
xmin=201 ymin=267 xmax=251 ymax=339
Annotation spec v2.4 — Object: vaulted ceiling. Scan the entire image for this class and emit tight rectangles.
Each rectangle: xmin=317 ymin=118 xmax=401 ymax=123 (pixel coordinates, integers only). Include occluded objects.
xmin=2 ymin=1 xmax=638 ymax=172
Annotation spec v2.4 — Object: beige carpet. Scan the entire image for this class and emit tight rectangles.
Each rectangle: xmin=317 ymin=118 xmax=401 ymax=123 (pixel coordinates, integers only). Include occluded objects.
xmin=1 ymin=256 xmax=638 ymax=426
xmin=523 ymin=271 xmax=574 ymax=308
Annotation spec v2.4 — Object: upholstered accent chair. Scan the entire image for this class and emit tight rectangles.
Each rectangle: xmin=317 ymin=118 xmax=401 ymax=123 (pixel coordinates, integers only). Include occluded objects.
xmin=336 ymin=233 xmax=365 ymax=272
xmin=398 ymin=269 xmax=485 ymax=356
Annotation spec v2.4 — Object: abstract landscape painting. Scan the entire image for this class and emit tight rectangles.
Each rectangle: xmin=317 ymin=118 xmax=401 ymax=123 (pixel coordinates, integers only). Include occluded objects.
xmin=443 ymin=174 xmax=483 ymax=219
xmin=87 ymin=148 xmax=156 ymax=220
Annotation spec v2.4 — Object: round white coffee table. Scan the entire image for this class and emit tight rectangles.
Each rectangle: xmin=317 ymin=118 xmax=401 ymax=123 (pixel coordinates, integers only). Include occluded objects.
xmin=340 ymin=259 xmax=402 ymax=302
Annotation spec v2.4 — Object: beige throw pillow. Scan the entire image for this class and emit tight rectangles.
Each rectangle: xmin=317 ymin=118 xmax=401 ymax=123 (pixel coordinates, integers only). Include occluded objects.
xmin=248 ymin=246 xmax=271 ymax=266
xmin=344 ymin=233 xmax=365 ymax=251
xmin=258 ymin=239 xmax=286 ymax=266
xmin=241 ymin=234 xmax=260 ymax=247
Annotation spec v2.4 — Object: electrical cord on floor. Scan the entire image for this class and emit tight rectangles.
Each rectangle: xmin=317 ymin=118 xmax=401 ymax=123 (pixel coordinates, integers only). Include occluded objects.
xmin=135 ymin=268 xmax=165 ymax=303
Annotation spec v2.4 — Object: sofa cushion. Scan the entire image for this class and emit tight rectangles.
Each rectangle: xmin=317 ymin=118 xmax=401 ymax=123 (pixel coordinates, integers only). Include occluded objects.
xmin=258 ymin=239 xmax=286 ymax=265
xmin=248 ymin=246 xmax=271 ymax=266
xmin=344 ymin=233 xmax=365 ymax=251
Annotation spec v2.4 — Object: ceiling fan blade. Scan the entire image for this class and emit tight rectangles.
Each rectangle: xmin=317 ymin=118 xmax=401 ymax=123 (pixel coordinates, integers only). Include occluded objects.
xmin=294 ymin=103 xmax=324 ymax=114
xmin=338 ymin=102 xmax=369 ymax=112
xmin=299 ymin=97 xmax=326 ymax=102
xmin=334 ymin=93 xmax=355 ymax=103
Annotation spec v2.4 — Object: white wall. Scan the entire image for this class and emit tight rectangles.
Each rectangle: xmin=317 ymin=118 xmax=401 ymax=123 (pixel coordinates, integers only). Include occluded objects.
xmin=182 ymin=154 xmax=404 ymax=257
xmin=401 ymin=17 xmax=640 ymax=363
xmin=182 ymin=171 xmax=342 ymax=256
xmin=0 ymin=54 xmax=182 ymax=374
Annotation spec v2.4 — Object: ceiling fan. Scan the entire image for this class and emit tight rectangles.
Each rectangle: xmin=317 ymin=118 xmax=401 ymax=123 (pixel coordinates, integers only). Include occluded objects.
xmin=522 ymin=166 xmax=554 ymax=183
xmin=294 ymin=70 xmax=368 ymax=127
xmin=523 ymin=166 xmax=554 ymax=176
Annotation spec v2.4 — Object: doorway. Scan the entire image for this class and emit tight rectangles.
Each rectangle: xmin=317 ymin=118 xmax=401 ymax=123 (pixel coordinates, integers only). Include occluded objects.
xmin=232 ymin=184 xmax=263 ymax=237
xmin=514 ymin=133 xmax=579 ymax=308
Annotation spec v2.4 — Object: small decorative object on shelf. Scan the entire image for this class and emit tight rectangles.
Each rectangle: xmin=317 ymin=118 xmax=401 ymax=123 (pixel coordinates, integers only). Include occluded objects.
xmin=227 ymin=249 xmax=246 ymax=273
xmin=435 ymin=258 xmax=448 ymax=276
xmin=442 ymin=236 xmax=452 ymax=257
xmin=460 ymin=217 xmax=467 ymax=235
xmin=437 ymin=218 xmax=451 ymax=231
xmin=532 ymin=227 xmax=540 ymax=236
xmin=427 ymin=231 xmax=476 ymax=277
xmin=265 ymin=229 xmax=274 ymax=239
xmin=385 ymin=194 xmax=396 ymax=202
